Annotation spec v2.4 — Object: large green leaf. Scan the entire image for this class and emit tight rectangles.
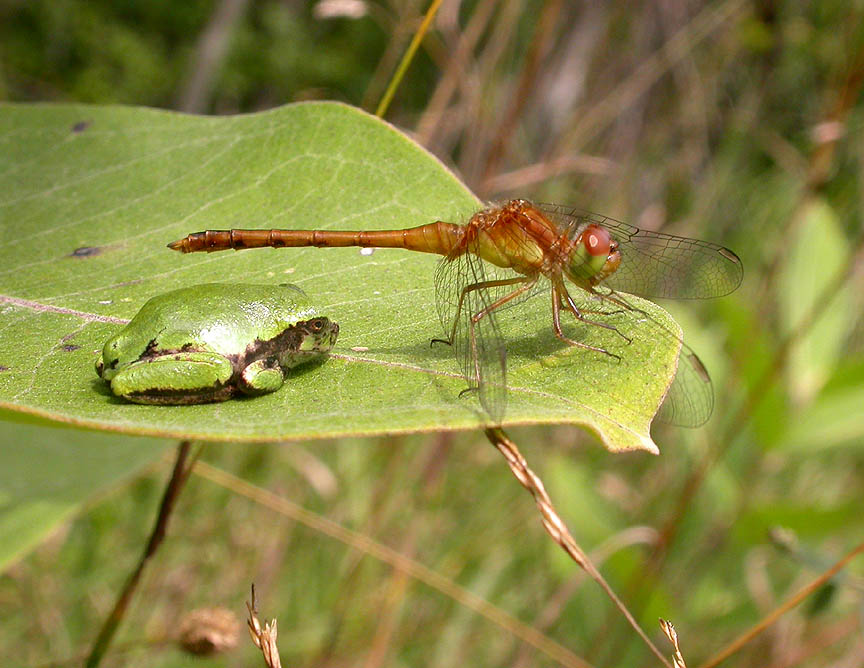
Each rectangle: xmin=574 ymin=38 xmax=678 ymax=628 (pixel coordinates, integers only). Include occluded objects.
xmin=0 ymin=421 xmax=170 ymax=572
xmin=0 ymin=102 xmax=683 ymax=452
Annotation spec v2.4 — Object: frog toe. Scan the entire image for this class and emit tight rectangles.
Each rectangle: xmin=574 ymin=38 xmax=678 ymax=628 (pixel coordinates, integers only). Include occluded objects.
xmin=239 ymin=358 xmax=284 ymax=396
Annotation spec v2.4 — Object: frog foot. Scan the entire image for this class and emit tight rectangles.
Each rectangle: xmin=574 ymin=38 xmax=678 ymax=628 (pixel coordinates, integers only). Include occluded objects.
xmin=239 ymin=358 xmax=285 ymax=396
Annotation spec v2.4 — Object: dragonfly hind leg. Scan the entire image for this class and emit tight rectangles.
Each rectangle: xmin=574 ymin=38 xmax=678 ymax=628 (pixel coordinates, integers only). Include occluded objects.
xmin=431 ymin=275 xmax=538 ymax=346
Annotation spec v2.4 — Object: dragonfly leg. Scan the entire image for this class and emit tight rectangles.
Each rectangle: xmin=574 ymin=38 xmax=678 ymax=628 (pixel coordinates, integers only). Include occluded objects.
xmin=551 ymin=284 xmax=621 ymax=359
xmin=431 ymin=275 xmax=537 ymax=346
xmin=469 ymin=275 xmax=539 ymax=324
xmin=465 ymin=276 xmax=538 ymax=390
xmin=591 ymin=288 xmax=647 ymax=317
xmin=557 ymin=282 xmax=632 ymax=344
xmin=574 ymin=300 xmax=628 ymax=317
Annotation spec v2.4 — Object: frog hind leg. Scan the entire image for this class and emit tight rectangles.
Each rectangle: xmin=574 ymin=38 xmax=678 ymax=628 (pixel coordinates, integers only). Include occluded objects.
xmin=111 ymin=352 xmax=235 ymax=405
xmin=238 ymin=357 xmax=285 ymax=396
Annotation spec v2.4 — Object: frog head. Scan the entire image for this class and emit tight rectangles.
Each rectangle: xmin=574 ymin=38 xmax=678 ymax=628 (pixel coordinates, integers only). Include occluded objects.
xmin=294 ymin=317 xmax=340 ymax=357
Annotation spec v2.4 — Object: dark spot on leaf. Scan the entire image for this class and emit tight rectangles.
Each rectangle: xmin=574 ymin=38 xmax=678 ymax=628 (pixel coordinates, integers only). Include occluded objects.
xmin=72 ymin=120 xmax=91 ymax=133
xmin=113 ymin=278 xmax=145 ymax=288
xmin=70 ymin=246 xmax=102 ymax=258
xmin=0 ymin=365 xmax=9 ymax=372
xmin=62 ymin=344 xmax=81 ymax=352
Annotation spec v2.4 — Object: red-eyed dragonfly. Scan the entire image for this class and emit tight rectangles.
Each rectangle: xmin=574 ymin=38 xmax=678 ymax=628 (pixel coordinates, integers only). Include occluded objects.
xmin=169 ymin=199 xmax=742 ymax=426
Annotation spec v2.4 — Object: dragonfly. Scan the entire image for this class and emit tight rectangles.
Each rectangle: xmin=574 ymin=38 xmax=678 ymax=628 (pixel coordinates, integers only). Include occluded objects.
xmin=168 ymin=199 xmax=743 ymax=426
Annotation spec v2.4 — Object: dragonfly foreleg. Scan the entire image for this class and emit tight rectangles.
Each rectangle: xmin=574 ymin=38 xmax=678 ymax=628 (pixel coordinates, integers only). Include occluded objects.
xmin=558 ymin=282 xmax=632 ymax=344
xmin=591 ymin=288 xmax=648 ymax=319
xmin=551 ymin=283 xmax=621 ymax=359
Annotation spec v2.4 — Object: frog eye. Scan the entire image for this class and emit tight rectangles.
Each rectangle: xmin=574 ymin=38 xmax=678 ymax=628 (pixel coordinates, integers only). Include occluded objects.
xmin=309 ymin=318 xmax=326 ymax=331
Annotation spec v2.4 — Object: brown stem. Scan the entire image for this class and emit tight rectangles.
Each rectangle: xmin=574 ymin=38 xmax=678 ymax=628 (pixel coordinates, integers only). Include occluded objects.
xmin=480 ymin=0 xmax=565 ymax=186
xmin=247 ymin=585 xmax=283 ymax=668
xmin=484 ymin=427 xmax=672 ymax=668
xmin=85 ymin=441 xmax=198 ymax=667
xmin=175 ymin=0 xmax=250 ymax=113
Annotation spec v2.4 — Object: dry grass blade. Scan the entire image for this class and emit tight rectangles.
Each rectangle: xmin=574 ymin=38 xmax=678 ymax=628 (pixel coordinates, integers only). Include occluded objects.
xmin=246 ymin=585 xmax=282 ymax=668
xmin=659 ymin=619 xmax=687 ymax=668
xmin=481 ymin=0 xmax=565 ymax=181
xmin=552 ymin=0 xmax=748 ymax=156
xmin=484 ymin=427 xmax=672 ymax=668
xmin=175 ymin=0 xmax=250 ymax=112
xmin=696 ymin=540 xmax=864 ymax=668
xmin=194 ymin=461 xmax=593 ymax=667
xmin=375 ymin=0 xmax=443 ymax=118
xmin=415 ymin=0 xmax=498 ymax=146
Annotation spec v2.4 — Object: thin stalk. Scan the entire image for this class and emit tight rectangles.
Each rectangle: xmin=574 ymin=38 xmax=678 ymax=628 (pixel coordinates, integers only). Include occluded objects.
xmin=375 ymin=0 xmax=443 ymax=118
xmin=696 ymin=540 xmax=864 ymax=668
xmin=85 ymin=441 xmax=199 ymax=667
xmin=484 ymin=427 xmax=672 ymax=668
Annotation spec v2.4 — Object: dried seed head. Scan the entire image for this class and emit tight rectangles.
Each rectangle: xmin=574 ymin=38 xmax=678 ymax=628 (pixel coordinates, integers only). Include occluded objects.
xmin=177 ymin=607 xmax=241 ymax=656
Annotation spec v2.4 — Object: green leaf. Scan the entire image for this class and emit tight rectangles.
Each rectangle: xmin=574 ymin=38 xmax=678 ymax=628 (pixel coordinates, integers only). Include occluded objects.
xmin=0 ymin=102 xmax=684 ymax=453
xmin=782 ymin=361 xmax=864 ymax=453
xmin=778 ymin=197 xmax=854 ymax=403
xmin=0 ymin=422 xmax=170 ymax=572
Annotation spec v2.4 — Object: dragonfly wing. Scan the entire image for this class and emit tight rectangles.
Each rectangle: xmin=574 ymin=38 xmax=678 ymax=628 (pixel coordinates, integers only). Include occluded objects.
xmin=595 ymin=291 xmax=714 ymax=426
xmin=434 ymin=250 xmax=508 ymax=422
xmin=537 ymin=203 xmax=743 ymax=299
xmin=657 ymin=342 xmax=714 ymax=427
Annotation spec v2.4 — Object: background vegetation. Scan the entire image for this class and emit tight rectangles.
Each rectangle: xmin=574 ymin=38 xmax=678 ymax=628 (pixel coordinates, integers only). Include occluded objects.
xmin=1 ymin=0 xmax=863 ymax=666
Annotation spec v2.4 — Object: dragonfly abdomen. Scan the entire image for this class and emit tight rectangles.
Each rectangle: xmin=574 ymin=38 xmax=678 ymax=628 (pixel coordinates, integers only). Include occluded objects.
xmin=168 ymin=223 xmax=465 ymax=256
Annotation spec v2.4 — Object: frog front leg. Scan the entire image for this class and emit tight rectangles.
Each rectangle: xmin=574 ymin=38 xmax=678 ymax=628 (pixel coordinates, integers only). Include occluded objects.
xmin=238 ymin=357 xmax=285 ymax=396
xmin=110 ymin=352 xmax=235 ymax=405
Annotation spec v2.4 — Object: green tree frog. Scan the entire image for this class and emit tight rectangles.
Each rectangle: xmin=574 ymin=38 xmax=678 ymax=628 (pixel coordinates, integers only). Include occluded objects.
xmin=96 ymin=283 xmax=338 ymax=404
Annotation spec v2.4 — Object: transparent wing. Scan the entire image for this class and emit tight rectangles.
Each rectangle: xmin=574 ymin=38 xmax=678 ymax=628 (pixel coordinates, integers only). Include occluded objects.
xmin=434 ymin=249 xmax=512 ymax=423
xmin=593 ymin=290 xmax=714 ymax=427
xmin=537 ymin=203 xmax=743 ymax=300
xmin=659 ymin=344 xmax=714 ymax=427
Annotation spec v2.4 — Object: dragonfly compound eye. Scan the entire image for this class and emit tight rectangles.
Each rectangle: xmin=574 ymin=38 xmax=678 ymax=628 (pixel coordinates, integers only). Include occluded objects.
xmin=582 ymin=224 xmax=611 ymax=257
xmin=567 ymin=224 xmax=615 ymax=283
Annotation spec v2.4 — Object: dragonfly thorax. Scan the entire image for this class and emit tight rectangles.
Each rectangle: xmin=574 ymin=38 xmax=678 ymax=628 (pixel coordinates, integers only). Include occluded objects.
xmin=463 ymin=201 xmax=548 ymax=273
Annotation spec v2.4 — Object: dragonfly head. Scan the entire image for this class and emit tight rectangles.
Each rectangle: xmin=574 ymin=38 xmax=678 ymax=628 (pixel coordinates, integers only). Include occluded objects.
xmin=566 ymin=224 xmax=621 ymax=286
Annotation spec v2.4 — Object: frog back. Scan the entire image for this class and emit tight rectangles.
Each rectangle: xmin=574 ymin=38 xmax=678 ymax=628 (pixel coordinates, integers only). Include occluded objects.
xmin=128 ymin=283 xmax=320 ymax=356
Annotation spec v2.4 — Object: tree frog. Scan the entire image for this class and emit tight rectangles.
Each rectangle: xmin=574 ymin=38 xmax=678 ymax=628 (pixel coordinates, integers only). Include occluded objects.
xmin=96 ymin=283 xmax=339 ymax=405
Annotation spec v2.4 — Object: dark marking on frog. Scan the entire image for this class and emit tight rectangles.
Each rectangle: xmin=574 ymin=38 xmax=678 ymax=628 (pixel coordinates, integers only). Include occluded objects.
xmin=70 ymin=246 xmax=102 ymax=258
xmin=136 ymin=339 xmax=199 ymax=362
xmin=143 ymin=338 xmax=160 ymax=358
xmin=235 ymin=318 xmax=336 ymax=371
xmin=126 ymin=380 xmax=235 ymax=405
xmin=72 ymin=120 xmax=91 ymax=133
